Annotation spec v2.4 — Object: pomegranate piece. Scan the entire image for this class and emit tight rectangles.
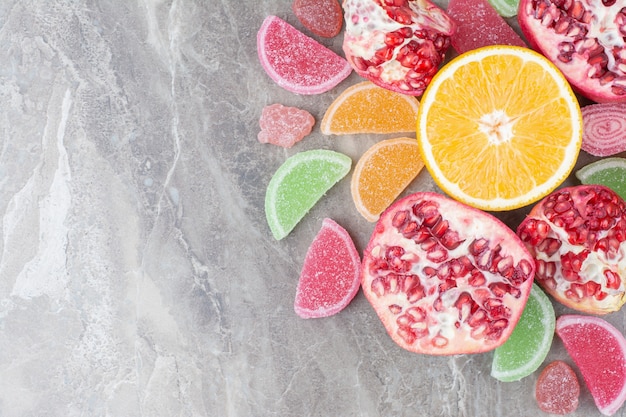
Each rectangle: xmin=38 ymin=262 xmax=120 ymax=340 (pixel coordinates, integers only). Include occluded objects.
xmin=293 ymin=0 xmax=343 ymax=38
xmin=535 ymin=360 xmax=580 ymax=415
xmin=518 ymin=0 xmax=626 ymax=103
xmin=447 ymin=0 xmax=527 ymax=54
xmin=517 ymin=184 xmax=626 ymax=315
xmin=258 ymin=104 xmax=315 ymax=148
xmin=342 ymin=0 xmax=456 ymax=96
xmin=360 ymin=192 xmax=535 ymax=355
xmin=581 ymin=102 xmax=626 ymax=156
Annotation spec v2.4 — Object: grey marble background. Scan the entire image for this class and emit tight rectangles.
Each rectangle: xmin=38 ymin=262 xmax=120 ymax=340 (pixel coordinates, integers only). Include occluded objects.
xmin=0 ymin=1 xmax=623 ymax=416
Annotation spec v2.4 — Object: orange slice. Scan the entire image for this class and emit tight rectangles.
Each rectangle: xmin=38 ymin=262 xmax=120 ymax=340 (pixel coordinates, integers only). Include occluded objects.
xmin=351 ymin=137 xmax=424 ymax=222
xmin=321 ymin=81 xmax=420 ymax=135
xmin=417 ymin=45 xmax=582 ymax=211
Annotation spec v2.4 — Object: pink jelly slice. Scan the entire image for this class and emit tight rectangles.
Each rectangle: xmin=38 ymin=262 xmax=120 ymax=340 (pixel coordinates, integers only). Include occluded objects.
xmin=535 ymin=361 xmax=580 ymax=415
xmin=293 ymin=0 xmax=343 ymax=38
xmin=581 ymin=102 xmax=626 ymax=156
xmin=556 ymin=315 xmax=626 ymax=416
xmin=257 ymin=15 xmax=352 ymax=95
xmin=294 ymin=218 xmax=361 ymax=319
xmin=446 ymin=0 xmax=527 ymax=54
xmin=258 ymin=104 xmax=315 ymax=148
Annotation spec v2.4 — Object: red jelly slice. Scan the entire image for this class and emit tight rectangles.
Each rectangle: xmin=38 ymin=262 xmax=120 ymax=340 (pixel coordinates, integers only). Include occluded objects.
xmin=535 ymin=361 xmax=580 ymax=415
xmin=257 ymin=15 xmax=352 ymax=95
xmin=556 ymin=315 xmax=626 ymax=416
xmin=293 ymin=0 xmax=343 ymax=38
xmin=446 ymin=0 xmax=526 ymax=54
xmin=294 ymin=218 xmax=361 ymax=319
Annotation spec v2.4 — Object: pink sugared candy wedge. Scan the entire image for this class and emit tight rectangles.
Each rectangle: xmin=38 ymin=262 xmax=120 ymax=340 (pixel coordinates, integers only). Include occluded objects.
xmin=535 ymin=361 xmax=580 ymax=415
xmin=258 ymin=104 xmax=315 ymax=148
xmin=446 ymin=0 xmax=526 ymax=54
xmin=556 ymin=315 xmax=626 ymax=416
xmin=257 ymin=15 xmax=352 ymax=95
xmin=294 ymin=218 xmax=361 ymax=319
xmin=293 ymin=0 xmax=343 ymax=38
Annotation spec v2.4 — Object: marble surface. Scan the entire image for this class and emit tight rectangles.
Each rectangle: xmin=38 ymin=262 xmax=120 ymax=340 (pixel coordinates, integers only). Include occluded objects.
xmin=0 ymin=1 xmax=624 ymax=416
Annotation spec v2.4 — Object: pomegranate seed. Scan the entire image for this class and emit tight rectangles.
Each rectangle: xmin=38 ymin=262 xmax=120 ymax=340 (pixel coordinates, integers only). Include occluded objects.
xmin=438 ymin=279 xmax=456 ymax=293
xmin=420 ymin=237 xmax=438 ymax=251
xmin=392 ymin=210 xmax=410 ymax=228
xmin=385 ymin=31 xmax=405 ymax=47
xmin=441 ymin=230 xmax=463 ymax=250
xmin=371 ymin=278 xmax=386 ymax=297
xmin=397 ymin=327 xmax=417 ymax=344
xmin=469 ymin=238 xmax=489 ymax=255
xmin=427 ymin=245 xmax=448 ymax=263
xmin=468 ymin=309 xmax=487 ymax=327
xmin=423 ymin=266 xmax=437 ymax=277
xmin=489 ymin=282 xmax=513 ymax=298
xmin=400 ymin=220 xmax=420 ymax=237
xmin=407 ymin=284 xmax=426 ymax=303
xmin=469 ymin=270 xmax=486 ymax=287
xmin=604 ymin=270 xmax=621 ymax=289
xmin=431 ymin=218 xmax=449 ymax=238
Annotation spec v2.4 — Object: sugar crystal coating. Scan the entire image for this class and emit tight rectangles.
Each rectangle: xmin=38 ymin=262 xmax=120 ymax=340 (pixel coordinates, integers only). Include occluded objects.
xmin=257 ymin=15 xmax=352 ymax=95
xmin=292 ymin=0 xmax=343 ymax=38
xmin=556 ymin=315 xmax=626 ymax=416
xmin=294 ymin=218 xmax=361 ymax=318
xmin=258 ymin=104 xmax=315 ymax=148
xmin=535 ymin=361 xmax=580 ymax=415
xmin=446 ymin=0 xmax=526 ymax=53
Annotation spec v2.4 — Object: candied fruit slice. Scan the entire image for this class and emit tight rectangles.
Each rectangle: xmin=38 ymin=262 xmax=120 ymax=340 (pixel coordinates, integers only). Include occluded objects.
xmin=293 ymin=0 xmax=343 ymax=38
xmin=535 ymin=361 xmax=580 ymax=415
xmin=446 ymin=0 xmax=526 ymax=53
xmin=257 ymin=15 xmax=352 ymax=95
xmin=294 ymin=218 xmax=361 ymax=318
xmin=258 ymin=104 xmax=315 ymax=148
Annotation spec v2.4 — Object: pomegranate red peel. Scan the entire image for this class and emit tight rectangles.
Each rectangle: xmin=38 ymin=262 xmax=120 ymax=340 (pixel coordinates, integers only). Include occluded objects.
xmin=361 ymin=192 xmax=535 ymax=355
xmin=581 ymin=102 xmax=626 ymax=156
xmin=518 ymin=0 xmax=626 ymax=103
xmin=517 ymin=184 xmax=626 ymax=315
xmin=342 ymin=0 xmax=456 ymax=96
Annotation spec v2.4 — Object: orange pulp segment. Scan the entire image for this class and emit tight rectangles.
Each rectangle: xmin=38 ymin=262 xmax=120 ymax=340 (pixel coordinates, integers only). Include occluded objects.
xmin=417 ymin=45 xmax=582 ymax=211
xmin=351 ymin=137 xmax=424 ymax=221
xmin=321 ymin=81 xmax=420 ymax=135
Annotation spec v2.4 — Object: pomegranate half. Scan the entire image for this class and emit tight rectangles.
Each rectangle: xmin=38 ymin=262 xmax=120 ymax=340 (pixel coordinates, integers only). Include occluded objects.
xmin=361 ymin=192 xmax=535 ymax=355
xmin=517 ymin=185 xmax=626 ymax=314
xmin=342 ymin=0 xmax=456 ymax=96
xmin=518 ymin=0 xmax=626 ymax=103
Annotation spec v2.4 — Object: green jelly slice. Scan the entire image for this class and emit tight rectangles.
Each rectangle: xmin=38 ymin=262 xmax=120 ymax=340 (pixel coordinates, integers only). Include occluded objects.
xmin=265 ymin=149 xmax=352 ymax=240
xmin=491 ymin=284 xmax=556 ymax=382
xmin=487 ymin=0 xmax=519 ymax=17
xmin=576 ymin=157 xmax=626 ymax=201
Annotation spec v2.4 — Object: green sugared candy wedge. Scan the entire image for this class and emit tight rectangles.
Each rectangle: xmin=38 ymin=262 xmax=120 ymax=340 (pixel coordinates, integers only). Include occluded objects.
xmin=265 ymin=149 xmax=352 ymax=240
xmin=491 ymin=284 xmax=555 ymax=382
xmin=576 ymin=157 xmax=626 ymax=201
xmin=487 ymin=0 xmax=519 ymax=17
